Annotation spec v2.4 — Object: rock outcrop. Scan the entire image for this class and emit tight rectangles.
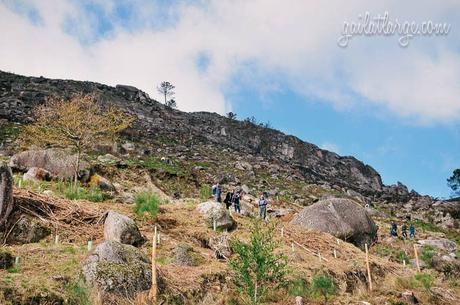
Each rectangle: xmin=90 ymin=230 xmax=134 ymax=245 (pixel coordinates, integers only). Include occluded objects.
xmin=103 ymin=211 xmax=144 ymax=247
xmin=0 ymin=70 xmax=393 ymax=199
xmin=290 ymin=198 xmax=378 ymax=249
xmin=82 ymin=240 xmax=151 ymax=296
xmin=23 ymin=167 xmax=52 ymax=182
xmin=6 ymin=215 xmax=51 ymax=244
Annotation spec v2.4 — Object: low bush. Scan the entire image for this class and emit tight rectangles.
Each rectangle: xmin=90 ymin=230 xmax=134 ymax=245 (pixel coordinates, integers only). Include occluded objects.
xmin=199 ymin=184 xmax=212 ymax=201
xmin=310 ymin=273 xmax=336 ymax=305
xmin=133 ymin=192 xmax=161 ymax=218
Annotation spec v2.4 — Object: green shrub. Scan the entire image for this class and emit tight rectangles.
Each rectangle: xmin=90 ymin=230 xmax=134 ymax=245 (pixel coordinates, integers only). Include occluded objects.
xmin=310 ymin=273 xmax=336 ymax=305
xmin=65 ymin=280 xmax=91 ymax=305
xmin=397 ymin=250 xmax=409 ymax=264
xmin=64 ymin=185 xmax=108 ymax=202
xmin=420 ymin=245 xmax=437 ymax=265
xmin=288 ymin=278 xmax=309 ymax=298
xmin=229 ymin=220 xmax=288 ymax=305
xmin=414 ymin=273 xmax=434 ymax=292
xmin=133 ymin=192 xmax=160 ymax=218
xmin=199 ymin=184 xmax=212 ymax=201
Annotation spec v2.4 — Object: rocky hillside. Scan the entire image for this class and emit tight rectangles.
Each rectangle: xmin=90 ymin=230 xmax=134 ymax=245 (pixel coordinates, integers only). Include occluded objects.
xmin=1 ymin=70 xmax=394 ymax=199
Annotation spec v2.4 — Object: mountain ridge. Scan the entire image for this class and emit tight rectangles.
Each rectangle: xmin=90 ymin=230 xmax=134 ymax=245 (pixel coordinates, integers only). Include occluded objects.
xmin=0 ymin=70 xmax=412 ymax=201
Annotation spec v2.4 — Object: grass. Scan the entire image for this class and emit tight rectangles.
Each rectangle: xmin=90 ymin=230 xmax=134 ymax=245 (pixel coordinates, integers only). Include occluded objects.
xmin=14 ymin=176 xmax=111 ymax=203
xmin=64 ymin=279 xmax=91 ymax=305
xmin=396 ymin=272 xmax=434 ymax=292
xmin=133 ymin=192 xmax=161 ymax=218
xmin=199 ymin=184 xmax=212 ymax=201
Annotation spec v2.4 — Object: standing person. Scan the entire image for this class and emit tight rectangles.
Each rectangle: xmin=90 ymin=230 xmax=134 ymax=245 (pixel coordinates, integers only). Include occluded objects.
xmin=233 ymin=191 xmax=241 ymax=214
xmin=409 ymin=224 xmax=415 ymax=239
xmin=390 ymin=222 xmax=398 ymax=237
xmin=212 ymin=183 xmax=222 ymax=203
xmin=258 ymin=194 xmax=268 ymax=220
xmin=401 ymin=223 xmax=408 ymax=239
xmin=224 ymin=191 xmax=232 ymax=209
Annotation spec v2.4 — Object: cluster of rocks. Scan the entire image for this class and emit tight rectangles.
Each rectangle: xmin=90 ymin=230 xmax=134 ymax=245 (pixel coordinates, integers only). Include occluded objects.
xmin=82 ymin=211 xmax=150 ymax=296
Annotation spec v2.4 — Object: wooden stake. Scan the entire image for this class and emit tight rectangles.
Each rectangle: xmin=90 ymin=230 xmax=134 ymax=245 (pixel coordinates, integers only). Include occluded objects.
xmin=413 ymin=244 xmax=421 ymax=272
xmin=54 ymin=235 xmax=59 ymax=245
xmin=365 ymin=243 xmax=372 ymax=291
xmin=87 ymin=240 xmax=93 ymax=251
xmin=213 ymin=219 xmax=217 ymax=231
xmin=333 ymin=248 xmax=337 ymax=258
xmin=281 ymin=227 xmax=284 ymax=238
xmin=14 ymin=256 xmax=20 ymax=267
xmin=149 ymin=226 xmax=158 ymax=303
xmin=403 ymin=259 xmax=406 ymax=267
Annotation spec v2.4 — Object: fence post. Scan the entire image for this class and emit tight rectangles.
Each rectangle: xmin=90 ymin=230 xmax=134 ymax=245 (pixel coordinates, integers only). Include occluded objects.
xmin=149 ymin=226 xmax=158 ymax=303
xmin=413 ymin=244 xmax=421 ymax=272
xmin=365 ymin=243 xmax=373 ymax=291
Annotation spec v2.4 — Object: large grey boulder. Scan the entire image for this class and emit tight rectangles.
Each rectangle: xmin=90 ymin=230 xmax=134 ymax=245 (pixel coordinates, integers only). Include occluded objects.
xmin=82 ymin=240 xmax=151 ymax=296
xmin=418 ymin=239 xmax=457 ymax=253
xmin=104 ymin=211 xmax=144 ymax=247
xmin=9 ymin=149 xmax=90 ymax=180
xmin=0 ymin=163 xmax=14 ymax=228
xmin=196 ymin=201 xmax=236 ymax=230
xmin=290 ymin=198 xmax=377 ymax=249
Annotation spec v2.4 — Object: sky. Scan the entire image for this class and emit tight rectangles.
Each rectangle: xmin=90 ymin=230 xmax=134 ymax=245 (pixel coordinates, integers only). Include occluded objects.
xmin=0 ymin=0 xmax=459 ymax=198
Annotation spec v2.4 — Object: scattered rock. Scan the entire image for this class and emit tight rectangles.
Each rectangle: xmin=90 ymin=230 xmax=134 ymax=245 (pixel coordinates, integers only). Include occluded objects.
xmin=0 ymin=249 xmax=14 ymax=269
xmin=9 ymin=149 xmax=90 ymax=181
xmin=290 ymin=198 xmax=378 ymax=249
xmin=97 ymin=154 xmax=121 ymax=165
xmin=104 ymin=211 xmax=144 ymax=247
xmin=89 ymin=174 xmax=116 ymax=192
xmin=209 ymin=234 xmax=232 ymax=259
xmin=121 ymin=142 xmax=135 ymax=153
xmin=418 ymin=239 xmax=457 ymax=253
xmin=172 ymin=243 xmax=204 ymax=266
xmin=410 ymin=258 xmax=426 ymax=270
xmin=196 ymin=201 xmax=236 ymax=230
xmin=6 ymin=215 xmax=51 ymax=244
xmin=0 ymin=163 xmax=14 ymax=227
xmin=23 ymin=167 xmax=52 ymax=182
xmin=82 ymin=240 xmax=151 ymax=296
xmin=235 ymin=161 xmax=253 ymax=171
xmin=401 ymin=291 xmax=418 ymax=304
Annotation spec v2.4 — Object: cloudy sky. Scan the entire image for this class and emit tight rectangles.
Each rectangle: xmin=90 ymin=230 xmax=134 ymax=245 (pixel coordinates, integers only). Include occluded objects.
xmin=1 ymin=0 xmax=459 ymax=197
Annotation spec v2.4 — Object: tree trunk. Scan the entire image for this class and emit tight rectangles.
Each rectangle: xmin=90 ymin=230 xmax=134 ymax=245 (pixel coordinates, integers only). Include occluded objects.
xmin=74 ymin=149 xmax=81 ymax=189
xmin=0 ymin=163 xmax=14 ymax=228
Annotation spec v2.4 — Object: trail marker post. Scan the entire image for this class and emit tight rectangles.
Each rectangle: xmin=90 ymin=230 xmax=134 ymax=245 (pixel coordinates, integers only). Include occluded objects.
xmin=365 ymin=243 xmax=373 ymax=291
xmin=413 ymin=244 xmax=421 ymax=272
xmin=149 ymin=226 xmax=158 ymax=303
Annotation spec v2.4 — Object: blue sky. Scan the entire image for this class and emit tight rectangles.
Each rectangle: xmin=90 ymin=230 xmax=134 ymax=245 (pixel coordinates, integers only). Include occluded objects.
xmin=1 ymin=0 xmax=460 ymax=197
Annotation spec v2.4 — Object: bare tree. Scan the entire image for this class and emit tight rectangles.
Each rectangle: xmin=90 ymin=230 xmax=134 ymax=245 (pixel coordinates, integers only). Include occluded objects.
xmin=227 ymin=112 xmax=237 ymax=120
xmin=20 ymin=94 xmax=133 ymax=186
xmin=157 ymin=81 xmax=175 ymax=105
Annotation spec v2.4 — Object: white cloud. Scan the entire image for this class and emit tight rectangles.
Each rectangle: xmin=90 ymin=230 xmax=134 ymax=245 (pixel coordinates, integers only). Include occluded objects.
xmin=1 ymin=0 xmax=460 ymax=122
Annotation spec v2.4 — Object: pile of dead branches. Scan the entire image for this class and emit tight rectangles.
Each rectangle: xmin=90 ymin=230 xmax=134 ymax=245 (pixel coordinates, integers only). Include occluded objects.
xmin=6 ymin=188 xmax=107 ymax=242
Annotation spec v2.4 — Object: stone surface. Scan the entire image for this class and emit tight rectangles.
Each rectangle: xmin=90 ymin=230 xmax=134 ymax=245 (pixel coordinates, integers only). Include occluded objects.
xmin=0 ymin=163 xmax=14 ymax=228
xmin=290 ymin=198 xmax=378 ymax=249
xmin=90 ymin=174 xmax=116 ymax=192
xmin=9 ymin=149 xmax=90 ymax=180
xmin=172 ymin=243 xmax=203 ymax=266
xmin=82 ymin=240 xmax=151 ymax=295
xmin=6 ymin=215 xmax=51 ymax=244
xmin=104 ymin=211 xmax=144 ymax=246
xmin=418 ymin=239 xmax=457 ymax=253
xmin=196 ymin=201 xmax=236 ymax=230
xmin=209 ymin=234 xmax=232 ymax=259
xmin=23 ymin=167 xmax=52 ymax=181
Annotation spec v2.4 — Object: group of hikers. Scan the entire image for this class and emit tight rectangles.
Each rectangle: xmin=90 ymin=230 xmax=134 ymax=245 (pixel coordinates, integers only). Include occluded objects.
xmin=211 ymin=183 xmax=269 ymax=220
xmin=390 ymin=222 xmax=416 ymax=239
